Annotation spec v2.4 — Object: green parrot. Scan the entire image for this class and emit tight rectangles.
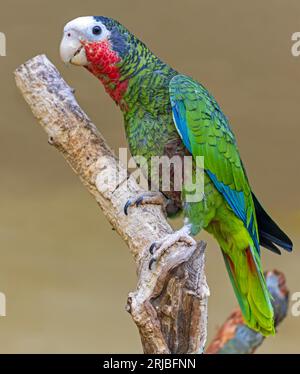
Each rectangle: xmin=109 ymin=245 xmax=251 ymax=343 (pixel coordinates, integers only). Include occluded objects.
xmin=60 ymin=16 xmax=293 ymax=336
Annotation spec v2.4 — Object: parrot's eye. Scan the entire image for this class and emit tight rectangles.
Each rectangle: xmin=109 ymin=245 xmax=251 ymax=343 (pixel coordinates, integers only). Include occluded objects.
xmin=92 ymin=26 xmax=102 ymax=36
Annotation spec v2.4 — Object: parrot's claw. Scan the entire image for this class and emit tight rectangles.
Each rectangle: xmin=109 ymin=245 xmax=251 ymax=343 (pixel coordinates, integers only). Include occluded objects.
xmin=149 ymin=242 xmax=157 ymax=255
xmin=124 ymin=192 xmax=168 ymax=216
xmin=124 ymin=200 xmax=132 ymax=215
xmin=148 ymin=225 xmax=196 ymax=270
xmin=148 ymin=258 xmax=156 ymax=270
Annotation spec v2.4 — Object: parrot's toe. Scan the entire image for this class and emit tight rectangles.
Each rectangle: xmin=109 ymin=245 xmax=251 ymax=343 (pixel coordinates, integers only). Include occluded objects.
xmin=124 ymin=191 xmax=168 ymax=215
xmin=148 ymin=224 xmax=196 ymax=270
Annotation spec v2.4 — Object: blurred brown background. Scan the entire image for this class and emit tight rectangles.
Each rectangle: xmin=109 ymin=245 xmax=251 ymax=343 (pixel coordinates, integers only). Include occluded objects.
xmin=0 ymin=0 xmax=299 ymax=353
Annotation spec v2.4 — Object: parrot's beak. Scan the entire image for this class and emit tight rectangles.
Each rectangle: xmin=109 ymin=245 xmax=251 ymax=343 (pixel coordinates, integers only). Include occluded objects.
xmin=60 ymin=33 xmax=88 ymax=66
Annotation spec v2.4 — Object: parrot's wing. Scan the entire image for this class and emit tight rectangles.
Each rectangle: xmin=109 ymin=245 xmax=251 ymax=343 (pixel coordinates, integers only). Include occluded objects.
xmin=169 ymin=74 xmax=259 ymax=252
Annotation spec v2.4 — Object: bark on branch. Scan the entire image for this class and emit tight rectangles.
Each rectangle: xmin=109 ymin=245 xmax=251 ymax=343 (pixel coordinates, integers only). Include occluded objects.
xmin=15 ymin=55 xmax=209 ymax=354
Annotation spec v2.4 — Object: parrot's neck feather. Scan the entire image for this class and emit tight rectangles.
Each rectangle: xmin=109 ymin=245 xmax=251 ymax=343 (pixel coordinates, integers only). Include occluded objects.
xmin=84 ymin=37 xmax=176 ymax=113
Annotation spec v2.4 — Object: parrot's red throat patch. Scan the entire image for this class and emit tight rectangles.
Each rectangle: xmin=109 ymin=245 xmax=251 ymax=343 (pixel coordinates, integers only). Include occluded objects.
xmin=84 ymin=40 xmax=128 ymax=109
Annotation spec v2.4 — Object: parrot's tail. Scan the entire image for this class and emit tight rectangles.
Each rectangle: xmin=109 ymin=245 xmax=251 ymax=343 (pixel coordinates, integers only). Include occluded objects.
xmin=222 ymin=245 xmax=275 ymax=336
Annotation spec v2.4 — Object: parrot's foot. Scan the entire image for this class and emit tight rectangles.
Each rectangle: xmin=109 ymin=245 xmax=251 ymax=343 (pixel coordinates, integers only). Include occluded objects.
xmin=124 ymin=191 xmax=168 ymax=215
xmin=148 ymin=224 xmax=196 ymax=270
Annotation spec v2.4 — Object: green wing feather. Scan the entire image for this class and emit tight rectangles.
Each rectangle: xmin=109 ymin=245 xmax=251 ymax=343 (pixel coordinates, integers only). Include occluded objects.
xmin=169 ymin=75 xmax=275 ymax=335
xmin=169 ymin=74 xmax=259 ymax=250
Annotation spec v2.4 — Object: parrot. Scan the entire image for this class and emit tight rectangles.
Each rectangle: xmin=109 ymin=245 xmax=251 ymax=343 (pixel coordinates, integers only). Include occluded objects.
xmin=60 ymin=16 xmax=293 ymax=336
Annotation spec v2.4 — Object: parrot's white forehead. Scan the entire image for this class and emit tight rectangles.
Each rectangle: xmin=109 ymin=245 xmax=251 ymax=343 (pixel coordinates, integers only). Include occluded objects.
xmin=64 ymin=17 xmax=97 ymax=32
xmin=63 ymin=16 xmax=110 ymax=41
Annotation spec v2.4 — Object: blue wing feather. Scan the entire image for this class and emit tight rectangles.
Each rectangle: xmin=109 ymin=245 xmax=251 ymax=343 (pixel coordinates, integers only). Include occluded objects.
xmin=171 ymin=100 xmax=192 ymax=153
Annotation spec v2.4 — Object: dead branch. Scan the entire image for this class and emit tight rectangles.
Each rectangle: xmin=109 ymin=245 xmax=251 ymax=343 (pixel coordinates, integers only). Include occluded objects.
xmin=14 ymin=55 xmax=209 ymax=354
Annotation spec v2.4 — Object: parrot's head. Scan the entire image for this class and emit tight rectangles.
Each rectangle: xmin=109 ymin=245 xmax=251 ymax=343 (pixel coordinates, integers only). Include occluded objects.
xmin=60 ymin=16 xmax=135 ymax=105
xmin=60 ymin=16 xmax=130 ymax=67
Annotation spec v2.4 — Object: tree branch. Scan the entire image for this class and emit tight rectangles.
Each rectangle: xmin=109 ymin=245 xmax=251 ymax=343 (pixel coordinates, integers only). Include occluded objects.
xmin=14 ymin=55 xmax=209 ymax=354
xmin=206 ymin=270 xmax=289 ymax=354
